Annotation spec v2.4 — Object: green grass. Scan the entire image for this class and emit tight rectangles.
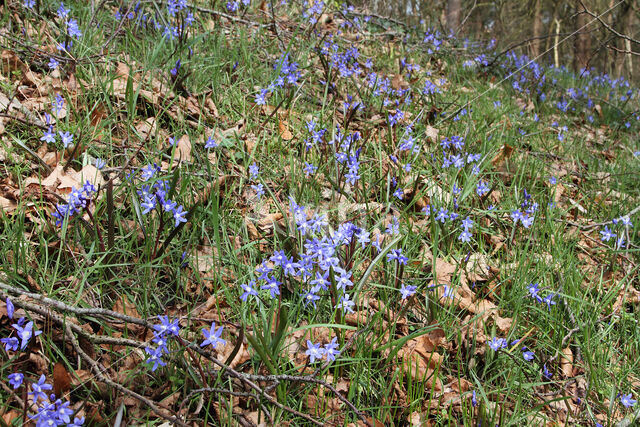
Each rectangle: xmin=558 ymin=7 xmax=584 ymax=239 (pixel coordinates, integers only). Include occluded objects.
xmin=0 ymin=1 xmax=639 ymax=426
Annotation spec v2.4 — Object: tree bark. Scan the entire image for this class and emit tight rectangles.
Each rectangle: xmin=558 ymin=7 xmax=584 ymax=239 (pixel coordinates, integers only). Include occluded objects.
xmin=531 ymin=0 xmax=543 ymax=58
xmin=574 ymin=1 xmax=592 ymax=71
xmin=613 ymin=1 xmax=631 ymax=77
xmin=446 ymin=0 xmax=461 ymax=33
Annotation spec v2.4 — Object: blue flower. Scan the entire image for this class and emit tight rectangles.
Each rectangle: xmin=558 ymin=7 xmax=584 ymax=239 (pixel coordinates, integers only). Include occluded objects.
xmin=488 ymin=337 xmax=507 ymax=351
xmin=620 ymin=393 xmax=636 ymax=408
xmin=305 ymin=340 xmax=325 ymax=363
xmin=201 ymin=322 xmax=226 ymax=349
xmin=400 ymin=283 xmax=417 ymax=299
xmin=261 ymin=276 xmax=281 ymax=298
xmin=30 ymin=374 xmax=53 ymax=401
xmin=248 ymin=162 xmax=259 ymax=179
xmin=522 ymin=347 xmax=535 ymax=361
xmin=59 ymin=131 xmax=74 ymax=148
xmin=387 ymin=249 xmax=408 ymax=265
xmin=324 ymin=337 xmax=341 ymax=362
xmin=173 ymin=205 xmax=188 ymax=227
xmin=461 ymin=217 xmax=473 ymax=230
xmin=41 ymin=126 xmax=57 ymax=144
xmin=57 ymin=2 xmax=70 ymax=19
xmin=67 ymin=18 xmax=83 ymax=39
xmin=205 ymin=136 xmax=218 ymax=149
xmin=6 ymin=297 xmax=14 ymax=319
xmin=12 ymin=320 xmax=42 ymax=350
xmin=435 ymin=208 xmax=449 ymax=223
xmin=335 ymin=269 xmax=353 ymax=291
xmin=336 ymin=293 xmax=355 ymax=313
xmin=600 ymin=226 xmax=616 ymax=242
xmin=48 ymin=58 xmax=60 ymax=70
xmin=8 ymin=372 xmax=23 ymax=389
xmin=542 ymin=293 xmax=556 ymax=310
xmin=527 ymin=283 xmax=542 ymax=301
xmin=476 ymin=181 xmax=490 ymax=197
xmin=145 ymin=347 xmax=166 ymax=371
xmin=303 ymin=162 xmax=317 ymax=177
xmin=1 ymin=336 xmax=19 ymax=352
xmin=302 ymin=291 xmax=321 ymax=308
xmin=153 ymin=315 xmax=180 ymax=337
xmin=240 ymin=281 xmax=258 ymax=301
xmin=251 ymin=183 xmax=265 ymax=200
xmin=458 ymin=230 xmax=472 ymax=242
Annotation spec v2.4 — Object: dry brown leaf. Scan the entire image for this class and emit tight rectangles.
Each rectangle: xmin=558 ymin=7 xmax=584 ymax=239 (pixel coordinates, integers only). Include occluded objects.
xmin=560 ymin=347 xmax=574 ymax=378
xmin=173 ymin=134 xmax=192 ymax=162
xmin=113 ymin=295 xmax=139 ymax=318
xmin=553 ymin=182 xmax=565 ymax=204
xmin=194 ymin=245 xmax=217 ymax=273
xmin=24 ymin=164 xmax=80 ymax=190
xmin=594 ymin=104 xmax=602 ymax=117
xmin=491 ymin=144 xmax=514 ymax=168
xmin=396 ymin=349 xmax=443 ymax=391
xmin=278 ymin=119 xmax=293 ymax=140
xmin=0 ymin=195 xmax=16 ymax=214
xmin=425 ymin=125 xmax=439 ymax=143
xmin=217 ymin=341 xmax=250 ymax=369
xmin=391 ymin=73 xmax=409 ymax=90
xmin=78 ymin=164 xmax=105 ymax=189
xmin=53 ymin=362 xmax=72 ymax=397
xmin=135 ymin=117 xmax=157 ymax=140
xmin=205 ymin=98 xmax=219 ymax=118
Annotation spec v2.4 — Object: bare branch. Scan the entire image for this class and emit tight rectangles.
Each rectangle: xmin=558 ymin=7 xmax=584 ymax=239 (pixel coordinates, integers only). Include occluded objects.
xmin=578 ymin=0 xmax=640 ymax=45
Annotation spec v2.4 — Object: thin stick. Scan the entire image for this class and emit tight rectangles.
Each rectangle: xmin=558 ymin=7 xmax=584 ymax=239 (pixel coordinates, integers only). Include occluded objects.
xmin=64 ymin=323 xmax=190 ymax=426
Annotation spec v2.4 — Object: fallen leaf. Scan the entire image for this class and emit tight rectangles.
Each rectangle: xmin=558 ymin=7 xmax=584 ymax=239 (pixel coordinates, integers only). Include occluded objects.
xmin=0 ymin=195 xmax=16 ymax=214
xmin=560 ymin=347 xmax=573 ymax=377
xmin=425 ymin=125 xmax=439 ymax=143
xmin=491 ymin=144 xmax=513 ymax=168
xmin=78 ymin=164 xmax=105 ymax=189
xmin=53 ymin=362 xmax=72 ymax=397
xmin=25 ymin=164 xmax=80 ymax=190
xmin=278 ymin=119 xmax=293 ymax=140
xmin=173 ymin=134 xmax=192 ymax=162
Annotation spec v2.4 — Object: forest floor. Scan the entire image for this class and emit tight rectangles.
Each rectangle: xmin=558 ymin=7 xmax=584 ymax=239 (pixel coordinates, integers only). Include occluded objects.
xmin=0 ymin=1 xmax=639 ymax=426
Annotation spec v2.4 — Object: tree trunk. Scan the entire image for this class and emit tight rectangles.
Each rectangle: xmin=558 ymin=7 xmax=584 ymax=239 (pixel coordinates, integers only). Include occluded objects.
xmin=531 ymin=0 xmax=543 ymax=58
xmin=446 ymin=0 xmax=461 ymax=33
xmin=574 ymin=1 xmax=592 ymax=71
xmin=613 ymin=1 xmax=631 ymax=77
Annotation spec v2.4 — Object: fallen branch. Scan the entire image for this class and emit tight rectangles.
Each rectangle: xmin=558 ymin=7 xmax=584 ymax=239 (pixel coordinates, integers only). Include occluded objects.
xmin=0 ymin=280 xmax=330 ymax=426
xmin=64 ymin=324 xmax=190 ymax=427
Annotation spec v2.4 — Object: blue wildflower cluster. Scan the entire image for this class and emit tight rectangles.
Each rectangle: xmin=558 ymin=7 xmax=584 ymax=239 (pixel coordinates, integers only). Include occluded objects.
xmin=2 ymin=298 xmax=41 ymax=352
xmin=51 ymin=181 xmax=97 ymax=227
xmin=1 ymin=298 xmax=83 ymax=424
xmin=248 ymin=162 xmax=265 ymax=200
xmin=144 ymin=315 xmax=181 ymax=371
xmin=135 ymin=164 xmax=188 ymax=228
xmin=226 ymin=0 xmax=250 ymax=13
xmin=238 ymin=197 xmax=410 ymax=362
xmin=511 ymin=188 xmax=538 ymax=229
xmin=144 ymin=315 xmax=227 ymax=371
xmin=423 ymin=29 xmax=444 ymax=55
xmin=255 ymin=53 xmax=301 ymax=106
xmin=600 ymin=215 xmax=633 ymax=249
xmin=113 ymin=0 xmax=196 ymax=40
xmin=497 ymin=51 xmax=637 ymax=130
xmin=28 ymin=374 xmax=85 ymax=426
xmin=40 ymin=96 xmax=74 ymax=149
xmin=303 ymin=0 xmax=324 ymax=25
